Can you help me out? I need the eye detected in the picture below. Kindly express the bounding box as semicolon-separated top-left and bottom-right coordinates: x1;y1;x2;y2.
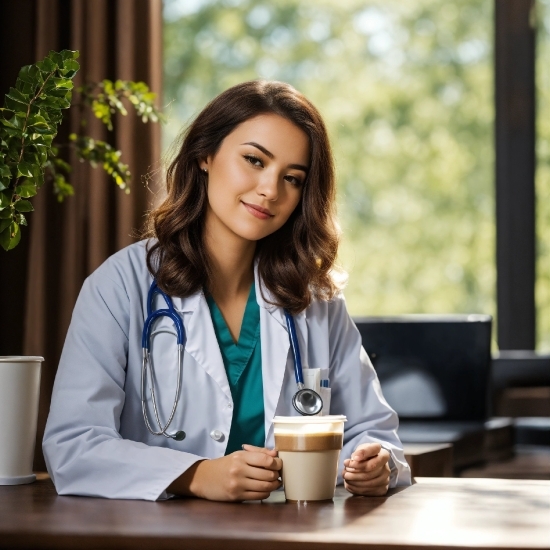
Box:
244;154;263;167
284;174;304;187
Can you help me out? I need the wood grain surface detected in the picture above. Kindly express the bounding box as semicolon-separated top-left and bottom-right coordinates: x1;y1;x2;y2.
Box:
0;476;549;550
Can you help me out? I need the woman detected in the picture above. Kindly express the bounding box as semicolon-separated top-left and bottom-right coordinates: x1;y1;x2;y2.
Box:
43;80;411;501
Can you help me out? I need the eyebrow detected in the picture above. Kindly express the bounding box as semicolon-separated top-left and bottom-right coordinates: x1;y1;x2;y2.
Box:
242;142;309;173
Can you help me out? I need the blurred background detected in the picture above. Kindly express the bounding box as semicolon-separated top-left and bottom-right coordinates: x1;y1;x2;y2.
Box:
162;0;549;351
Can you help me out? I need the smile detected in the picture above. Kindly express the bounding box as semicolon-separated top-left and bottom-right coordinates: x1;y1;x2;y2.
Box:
241;201;274;220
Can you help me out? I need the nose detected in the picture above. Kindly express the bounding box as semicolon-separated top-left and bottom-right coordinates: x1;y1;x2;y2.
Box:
256;170;279;201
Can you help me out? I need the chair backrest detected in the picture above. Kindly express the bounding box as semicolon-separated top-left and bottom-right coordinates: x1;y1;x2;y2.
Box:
353;314;492;422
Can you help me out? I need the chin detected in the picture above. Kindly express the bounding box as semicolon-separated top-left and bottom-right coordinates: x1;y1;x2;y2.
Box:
233;223;278;242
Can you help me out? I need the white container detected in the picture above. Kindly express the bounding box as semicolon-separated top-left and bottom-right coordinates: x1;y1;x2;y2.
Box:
273;415;346;502
0;356;43;485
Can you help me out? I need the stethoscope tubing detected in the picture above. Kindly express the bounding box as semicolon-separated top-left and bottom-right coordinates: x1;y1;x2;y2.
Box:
141;280;186;439
284;311;305;388
141;280;322;438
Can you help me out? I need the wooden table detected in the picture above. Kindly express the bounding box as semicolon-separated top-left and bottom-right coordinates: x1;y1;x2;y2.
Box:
1;476;549;550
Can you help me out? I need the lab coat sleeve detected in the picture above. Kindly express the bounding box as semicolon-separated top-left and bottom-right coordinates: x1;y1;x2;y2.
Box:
42;269;205;501
328;295;412;488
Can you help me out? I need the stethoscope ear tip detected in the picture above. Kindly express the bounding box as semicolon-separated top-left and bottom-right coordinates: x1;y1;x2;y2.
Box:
173;431;186;441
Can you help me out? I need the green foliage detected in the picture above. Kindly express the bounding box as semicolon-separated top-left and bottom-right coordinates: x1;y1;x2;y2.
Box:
0;49;79;250
79;79;164;131
0;50;163;249
69;134;131;192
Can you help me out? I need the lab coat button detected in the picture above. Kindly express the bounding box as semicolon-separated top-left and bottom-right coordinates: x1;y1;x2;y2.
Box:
227;403;233;409
210;429;224;441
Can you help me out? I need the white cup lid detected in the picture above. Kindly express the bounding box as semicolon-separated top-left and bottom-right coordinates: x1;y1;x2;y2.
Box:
273;415;346;424
0;356;44;362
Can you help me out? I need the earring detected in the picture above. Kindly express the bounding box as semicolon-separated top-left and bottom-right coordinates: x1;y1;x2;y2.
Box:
202;168;208;173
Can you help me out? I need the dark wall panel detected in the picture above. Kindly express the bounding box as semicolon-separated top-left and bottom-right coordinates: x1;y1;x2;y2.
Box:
495;0;537;350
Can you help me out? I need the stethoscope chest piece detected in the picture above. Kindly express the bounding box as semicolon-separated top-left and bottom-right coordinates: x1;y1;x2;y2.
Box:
173;430;186;441
292;387;323;416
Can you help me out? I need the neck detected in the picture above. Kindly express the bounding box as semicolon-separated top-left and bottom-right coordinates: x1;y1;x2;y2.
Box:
204;229;256;302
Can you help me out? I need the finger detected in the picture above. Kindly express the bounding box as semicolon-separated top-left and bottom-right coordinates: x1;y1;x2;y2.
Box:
344;469;390;492
343;465;390;485
242;476;282;494
241;450;283;471
243;463;282;483
348;449;390;472
350;443;382;462
242;444;278;456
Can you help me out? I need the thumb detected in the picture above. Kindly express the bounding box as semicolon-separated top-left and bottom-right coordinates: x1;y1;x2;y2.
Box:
242;444;278;456
351;442;382;462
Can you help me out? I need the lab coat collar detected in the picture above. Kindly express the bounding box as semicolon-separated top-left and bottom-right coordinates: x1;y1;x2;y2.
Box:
171;290;202;314
253;260;307;327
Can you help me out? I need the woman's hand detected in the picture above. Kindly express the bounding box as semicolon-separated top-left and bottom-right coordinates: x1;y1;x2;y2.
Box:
168;445;282;502
342;442;391;496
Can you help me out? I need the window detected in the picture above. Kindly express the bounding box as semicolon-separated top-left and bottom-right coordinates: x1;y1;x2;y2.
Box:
163;0;494;323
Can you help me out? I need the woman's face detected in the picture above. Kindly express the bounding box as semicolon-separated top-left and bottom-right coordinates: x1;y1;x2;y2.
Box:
201;113;309;246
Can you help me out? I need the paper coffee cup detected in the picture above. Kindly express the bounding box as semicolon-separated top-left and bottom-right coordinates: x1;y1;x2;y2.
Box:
0;357;43;485
273;415;346;502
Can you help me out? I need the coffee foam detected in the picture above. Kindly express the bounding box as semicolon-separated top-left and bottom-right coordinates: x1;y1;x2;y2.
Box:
275;432;343;452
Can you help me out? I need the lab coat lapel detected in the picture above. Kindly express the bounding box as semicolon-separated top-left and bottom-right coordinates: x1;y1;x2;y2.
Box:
255;273;300;440
259;304;290;441
175;292;232;402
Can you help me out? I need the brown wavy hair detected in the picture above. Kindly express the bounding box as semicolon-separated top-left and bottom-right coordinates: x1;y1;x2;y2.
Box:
145;80;341;314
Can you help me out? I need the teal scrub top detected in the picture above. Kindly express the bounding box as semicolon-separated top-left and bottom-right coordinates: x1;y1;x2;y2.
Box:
206;284;265;454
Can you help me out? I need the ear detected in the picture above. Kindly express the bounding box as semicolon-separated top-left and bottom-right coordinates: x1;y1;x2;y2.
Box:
199;158;209;172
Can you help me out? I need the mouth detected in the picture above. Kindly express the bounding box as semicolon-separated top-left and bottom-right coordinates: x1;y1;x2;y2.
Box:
241;201;274;220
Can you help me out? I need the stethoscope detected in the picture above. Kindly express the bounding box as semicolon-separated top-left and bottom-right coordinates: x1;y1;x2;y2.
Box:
141;281;323;441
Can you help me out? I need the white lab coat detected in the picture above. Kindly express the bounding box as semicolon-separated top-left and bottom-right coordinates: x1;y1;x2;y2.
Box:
43;240;411;500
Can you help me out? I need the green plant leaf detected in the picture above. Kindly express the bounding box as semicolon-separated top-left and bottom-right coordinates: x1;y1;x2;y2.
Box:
48;50;63;67
36;57;56;73
15;181;37;198
0;218;11;233
0;190;12;208
5;94;28;114
0;164;11;179
17;162;33;178
60;49;79;61
0;222;21;250
53;173;74;202
14;199;33;212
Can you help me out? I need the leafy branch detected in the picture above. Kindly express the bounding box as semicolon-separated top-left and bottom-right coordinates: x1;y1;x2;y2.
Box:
0;50;79;250
0;51;164;249
79;79;163;130
45;79;164;203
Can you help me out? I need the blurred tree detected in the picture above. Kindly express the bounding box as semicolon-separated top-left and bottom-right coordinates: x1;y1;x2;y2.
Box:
163;0;497;333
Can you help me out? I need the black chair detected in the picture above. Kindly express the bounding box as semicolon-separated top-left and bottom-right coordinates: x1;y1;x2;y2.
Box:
492;351;550;447
353;314;512;469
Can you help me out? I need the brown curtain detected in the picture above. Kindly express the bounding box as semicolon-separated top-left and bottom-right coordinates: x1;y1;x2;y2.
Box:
19;0;163;470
